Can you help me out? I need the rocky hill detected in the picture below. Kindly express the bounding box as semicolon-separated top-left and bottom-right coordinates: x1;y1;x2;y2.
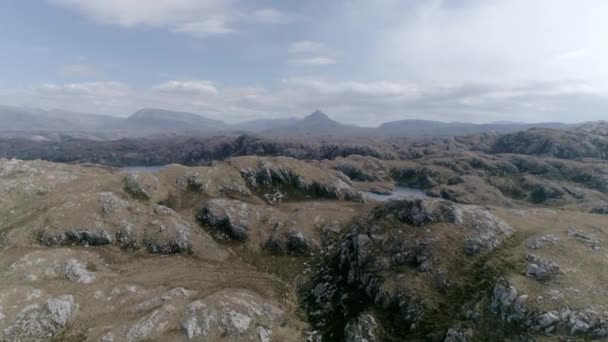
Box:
490;122;608;160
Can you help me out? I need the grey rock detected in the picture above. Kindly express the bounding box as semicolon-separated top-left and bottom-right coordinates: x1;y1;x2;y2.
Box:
525;254;560;281
491;278;528;323
344;313;380;342
568;228;601;250
287;232;310;255
64;258;96;284
143;207;192;254
3;295;77;342
590;206;608;215
40;229;114;247
186;176;204;191
527;234;560;250
198;199;250;241
124;174;150;200
126;304;176;342
100;192;128;214
444;328;471;342
180;290;284;341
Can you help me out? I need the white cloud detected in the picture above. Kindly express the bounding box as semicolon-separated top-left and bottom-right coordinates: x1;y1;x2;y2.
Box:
36;82;128;96
289;57;336;66
172;19;235;37
370;0;608;84
550;49;594;65
58;63;98;77
251;8;284;23
282;78;417;98
288;41;327;54
154;80;218;95
48;0;280;38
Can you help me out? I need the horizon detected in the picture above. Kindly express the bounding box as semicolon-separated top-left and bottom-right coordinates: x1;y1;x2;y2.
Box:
1;1;607;126
0;104;590;128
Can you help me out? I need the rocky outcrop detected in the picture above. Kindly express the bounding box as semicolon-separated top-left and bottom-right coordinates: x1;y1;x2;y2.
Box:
37;193;195;254
180;290;285;341
344;312;381;342
591;206;608;215
304;198;514;340
330;156;389;182
124;174;150;200
524;254;561;281
3;295;77;341
236;157;364;202
198;199;250;241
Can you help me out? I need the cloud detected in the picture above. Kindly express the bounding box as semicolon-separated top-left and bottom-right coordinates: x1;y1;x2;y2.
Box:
251;8;284;23
550;49;594;65
289;57;337;66
288;41;327;54
172;19;235;37
36;82;128;96
48;0;281;37
288;41;338;66
154;80;218;95
58;63;98;77
367;0;608;84
282;78;417;97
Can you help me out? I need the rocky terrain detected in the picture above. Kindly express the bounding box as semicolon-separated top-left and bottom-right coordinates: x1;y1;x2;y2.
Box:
0;120;607;341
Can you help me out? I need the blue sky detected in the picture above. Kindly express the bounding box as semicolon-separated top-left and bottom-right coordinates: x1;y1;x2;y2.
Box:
1;0;608;125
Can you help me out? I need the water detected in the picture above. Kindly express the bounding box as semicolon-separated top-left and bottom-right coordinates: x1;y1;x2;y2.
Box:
364;186;428;202
122;166;165;173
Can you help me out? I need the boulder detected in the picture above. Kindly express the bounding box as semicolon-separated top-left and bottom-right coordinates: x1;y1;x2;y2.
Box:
3;295;77;342
198;199;250;241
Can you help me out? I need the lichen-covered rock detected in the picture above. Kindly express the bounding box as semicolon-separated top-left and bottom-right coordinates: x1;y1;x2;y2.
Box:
590;206;608;215
180;290;285;341
344;313;380;342
527;234;560;250
286;232;310;255
3;295;77;342
124;173;150;200
524;254;561;281
63;258;96;284
198;199;250;241
142;205;192;254
39;229;114;247
236;157;364;202
444;328;472;342
491;278;528;323
126;303;177;342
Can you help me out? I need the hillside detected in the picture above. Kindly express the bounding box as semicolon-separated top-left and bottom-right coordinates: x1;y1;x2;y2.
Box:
1;151;607;341
491;122;608;159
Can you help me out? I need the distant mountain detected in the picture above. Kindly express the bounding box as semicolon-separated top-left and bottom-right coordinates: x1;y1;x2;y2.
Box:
261;110;371;137
0;106;122;131
124;108;226;132
0;105;579;139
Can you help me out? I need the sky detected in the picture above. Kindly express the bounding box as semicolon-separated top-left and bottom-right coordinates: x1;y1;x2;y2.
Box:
1;0;607;126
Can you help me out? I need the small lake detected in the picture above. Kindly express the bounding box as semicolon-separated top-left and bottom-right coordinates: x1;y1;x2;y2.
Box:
364;186;428;202
122;166;166;173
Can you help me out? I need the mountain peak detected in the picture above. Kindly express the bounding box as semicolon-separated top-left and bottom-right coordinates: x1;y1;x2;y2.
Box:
303;110;331;122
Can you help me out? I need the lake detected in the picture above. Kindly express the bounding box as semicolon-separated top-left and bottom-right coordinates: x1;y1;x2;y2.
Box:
122;166;166;173
364;186;428;202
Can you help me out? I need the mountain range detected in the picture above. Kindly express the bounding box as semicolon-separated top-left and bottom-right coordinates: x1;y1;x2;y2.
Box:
0;105;575;139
